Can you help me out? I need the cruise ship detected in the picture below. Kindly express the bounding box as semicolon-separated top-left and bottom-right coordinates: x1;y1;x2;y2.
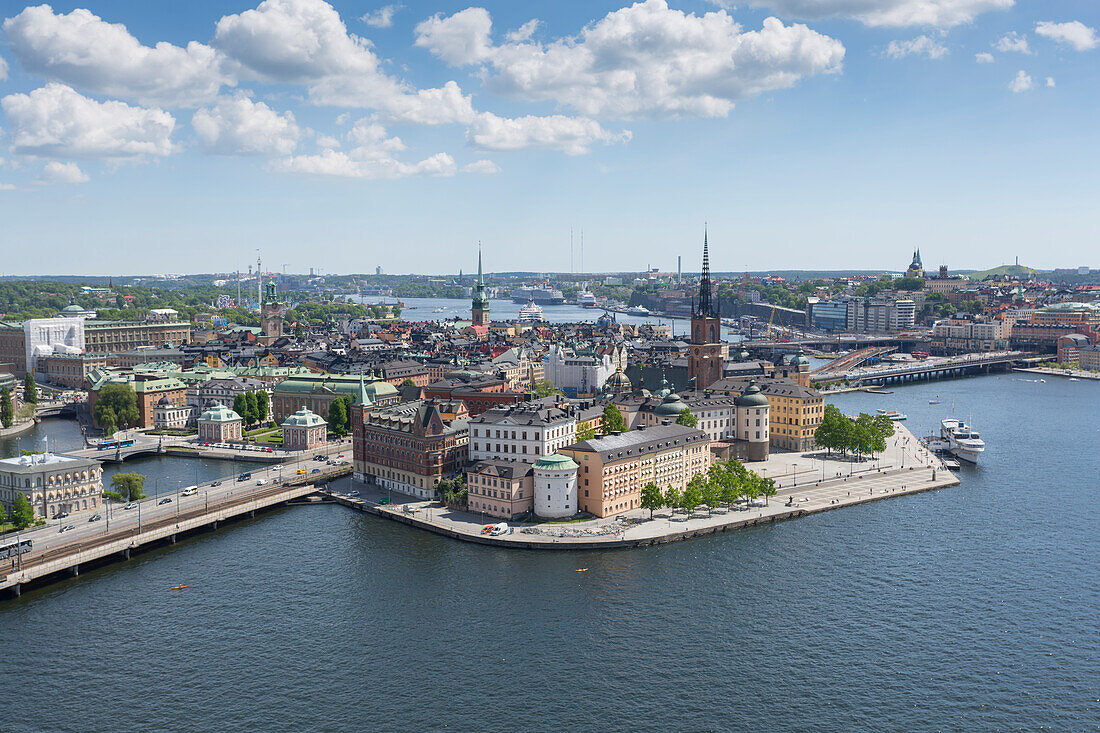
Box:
518;301;545;322
626;305;651;316
940;418;985;464
511;285;565;305
576;290;599;307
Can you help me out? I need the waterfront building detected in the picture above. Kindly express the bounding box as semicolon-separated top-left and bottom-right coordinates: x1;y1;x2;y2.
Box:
271;374;396;422
807;298;849;332
532;453;580;519
35;352;113;389
468;403;577;464
557;424;711;518
281;406;327;451
352;399;469;500
688;232;727;390
471;248;490;327
196;402;243;443
153;396;191;430
706;377;820;452
932;316;1010;354
1078;344;1100;371
465;460;533;518
0;450;103;519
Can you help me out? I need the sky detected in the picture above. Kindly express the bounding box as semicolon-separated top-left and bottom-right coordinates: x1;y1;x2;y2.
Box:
0;0;1097;277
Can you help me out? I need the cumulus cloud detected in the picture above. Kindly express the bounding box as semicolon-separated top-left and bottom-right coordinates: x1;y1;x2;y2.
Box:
39;160;89;183
993;32;1030;54
1;83;176;158
975;51;994;63
467;112;630;155
462;159;500;174
745;0;1014;28
3;5;230;106
1008;69;1032;93
192;94;301;155
1035;21;1098;52
1045;76;1055;87
360;4;401;29
886;35;948;59
419;1;845;119
274;148;456;179
505;19;540;43
0;55;8;81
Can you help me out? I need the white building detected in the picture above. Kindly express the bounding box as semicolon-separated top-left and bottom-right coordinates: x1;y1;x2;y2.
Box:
0;449;103;519
24;317;85;374
543;345;615;398
469;404;577;465
532;454;579;519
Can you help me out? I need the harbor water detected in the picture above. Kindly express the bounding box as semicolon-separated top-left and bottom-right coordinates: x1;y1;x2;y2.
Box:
1;373;1097;731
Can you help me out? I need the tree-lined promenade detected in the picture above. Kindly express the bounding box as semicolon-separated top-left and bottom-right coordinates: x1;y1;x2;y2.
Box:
814;405;896;459
639;459;776;518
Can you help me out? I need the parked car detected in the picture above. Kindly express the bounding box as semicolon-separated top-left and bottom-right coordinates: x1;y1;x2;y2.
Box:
89;514;102;522
347;490;360;498
158;497;172;505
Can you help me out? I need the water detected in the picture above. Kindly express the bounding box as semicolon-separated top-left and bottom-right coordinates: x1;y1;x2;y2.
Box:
2;375;1097;732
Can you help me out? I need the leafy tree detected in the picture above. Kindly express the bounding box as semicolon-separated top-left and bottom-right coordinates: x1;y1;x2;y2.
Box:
255;390;269;424
244;391;259;426
700;477;721;515
328;398;348;436
640;482;663;519
758;476;777;506
680;477;703;513
95;383;139;430
105;472;146;502
98;412;118;437
675;408;698;428
894;277;925;291
531;379;561;398
0;387;12;428
577;422;596;441
401;378;417;387
600;403;626;435
233;393;250;425
293;322;304;338
23;372;38;404
11;492;36;529
663;485;681;512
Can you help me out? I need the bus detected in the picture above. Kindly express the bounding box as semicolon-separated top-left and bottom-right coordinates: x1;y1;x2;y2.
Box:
98;438;136;450
0;537;33;561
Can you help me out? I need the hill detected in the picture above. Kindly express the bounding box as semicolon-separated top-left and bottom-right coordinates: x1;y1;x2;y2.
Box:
966;264;1044;281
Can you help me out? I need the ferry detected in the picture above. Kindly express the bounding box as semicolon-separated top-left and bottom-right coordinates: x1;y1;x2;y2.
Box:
511;285;565;305
576;290;599;307
876;409;907;421
518;301;545;322
940;418;985;464
626;305;651;316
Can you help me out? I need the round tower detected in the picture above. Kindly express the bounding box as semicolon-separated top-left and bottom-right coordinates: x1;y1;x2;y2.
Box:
533;454;579;518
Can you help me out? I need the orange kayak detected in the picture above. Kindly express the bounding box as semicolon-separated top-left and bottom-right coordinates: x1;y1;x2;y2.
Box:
170;585;189;590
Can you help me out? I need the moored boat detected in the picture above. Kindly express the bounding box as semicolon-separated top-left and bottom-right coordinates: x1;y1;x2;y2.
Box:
940;418;985;464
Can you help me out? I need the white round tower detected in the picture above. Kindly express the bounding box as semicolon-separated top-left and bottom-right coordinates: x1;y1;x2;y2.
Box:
532;454;579;519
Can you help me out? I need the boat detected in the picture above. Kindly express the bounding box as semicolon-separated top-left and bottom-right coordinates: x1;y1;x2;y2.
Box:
929;396;941;404
433;307;446;313
940;418;985;464
518;301;545;322
575;568;588;573
511;284;565;305
941;456;962;470
1069;378;1079;382
576;290;598;307
876;409;907;421
626;305;651;316
170;585;189;590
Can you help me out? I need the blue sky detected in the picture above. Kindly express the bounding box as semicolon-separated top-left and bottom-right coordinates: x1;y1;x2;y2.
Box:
0;0;1097;276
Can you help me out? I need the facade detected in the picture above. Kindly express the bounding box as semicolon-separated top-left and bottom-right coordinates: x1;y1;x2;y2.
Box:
532;453;580;518
0;321;27;377
558;424;711;518
196;402;243;443
260;281;285;340
281;406;327;451
905;249;924;279
932;316;1010;353
466;460;533;519
845;297;916;332
188;376;270;415
35;352;113;389
153;397;191;430
133;375;187;429
468;403;578;465
352;399;469;500
808;298;849;331
708;377;821;452
272;374;397;422
471;248;490;326
688;233;727;389
0;450;103;519
83;320;191;354
422;376;529;416
543;345;615;398
23;317;86;375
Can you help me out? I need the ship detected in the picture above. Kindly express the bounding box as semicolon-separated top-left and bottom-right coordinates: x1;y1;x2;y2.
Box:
940;418;985;464
511;285;565;305
876;409;907;421
576;290;599;307
518;301;545;322
626;305;651;316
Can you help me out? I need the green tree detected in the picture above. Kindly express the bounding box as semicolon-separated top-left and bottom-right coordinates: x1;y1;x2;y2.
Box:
233;393;250;425
293;322;304;338
640;482;663;519
255;390;270;424
401;378;417;387
244;391;259;426
105;472;146;502
758;475;777;506
680;476;703;513
0;387;12;428
700;477;721;515
328;398;348;436
675;408;698;428
663;485;681;513
600;403;626;434
11;492;36;529
95;383;139;430
531;379;561;398
23;372;38;404
577;422;596;441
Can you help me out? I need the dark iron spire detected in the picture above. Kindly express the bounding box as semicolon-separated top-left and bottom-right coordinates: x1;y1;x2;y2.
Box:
697;225;714;318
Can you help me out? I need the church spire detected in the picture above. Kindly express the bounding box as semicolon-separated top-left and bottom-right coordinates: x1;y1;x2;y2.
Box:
697;225;714;318
477;241;484;285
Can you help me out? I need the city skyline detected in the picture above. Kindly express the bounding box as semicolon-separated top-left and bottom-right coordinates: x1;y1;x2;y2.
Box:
1;0;1097;274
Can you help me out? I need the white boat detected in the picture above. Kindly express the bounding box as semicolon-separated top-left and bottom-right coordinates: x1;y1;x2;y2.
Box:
576;290;598;307
626;305;651;316
876;409;907;421
929;396;941;404
518;301;545;322
940;418;985;464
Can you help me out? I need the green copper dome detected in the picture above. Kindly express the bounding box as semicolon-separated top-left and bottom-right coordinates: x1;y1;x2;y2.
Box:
654;393;687;417
534;453;579;471
735;382;769;408
789;347;811;367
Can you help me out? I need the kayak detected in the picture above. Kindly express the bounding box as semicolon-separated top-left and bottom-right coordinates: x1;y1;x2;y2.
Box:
575;568;588;573
170;585;189;590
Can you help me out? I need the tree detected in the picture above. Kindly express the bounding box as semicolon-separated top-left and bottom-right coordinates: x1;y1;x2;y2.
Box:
95;383;139;430
758;476;777;506
700;477;721;516
255;390;270;424
293;322;304;338
244;391;259;426
600;403;626;435
233;393;250;426
105;472;146;502
11;492;35;529
23;372;37;404
675;408;698;428
680;477;703;514
640;482;663;519
401;378;417;387
577;422;596;441
0;387;12;428
531;379;561;398
663;485;681;513
328;398;348;436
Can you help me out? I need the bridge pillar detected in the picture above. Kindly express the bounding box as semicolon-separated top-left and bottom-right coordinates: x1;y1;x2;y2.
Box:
123;548;130;560
170;534;176;544
70;564;79;577
12;583;20;598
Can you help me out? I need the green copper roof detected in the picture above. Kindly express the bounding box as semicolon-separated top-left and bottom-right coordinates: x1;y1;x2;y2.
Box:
735;382;769;408
534;453;579;471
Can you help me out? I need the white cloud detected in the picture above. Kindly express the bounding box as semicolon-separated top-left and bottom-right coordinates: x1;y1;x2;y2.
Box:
314;133;340;147
192;94;301;155
3;5;230;106
886;35;948;59
346;119;406;152
314;79;476;124
414;7;493;66
467;113;631;155
421;2;845;120
745;0;1013;28
274;149;456;179
1008;69;1032;93
993;32;1030;54
1045;76;1055;87
360;4;401;29
0;55;8;81
463;159;500;174
2;83;176;158
975;51;994;63
0;182;16;191
505;19;540;43
39;160;89;184
1035;21;1098;52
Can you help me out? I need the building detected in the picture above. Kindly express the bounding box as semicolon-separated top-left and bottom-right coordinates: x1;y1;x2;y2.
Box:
932;316;1010;354
558;424;711;518
133;374;187;428
905;249;924;279
532;453;580;518
260;280;285;340
845;297;916;333
272;374;397;422
153;396;191;430
422;376;528;416
188;376;270;416
352;399;469;499
471;248;490;327
23;317;86;375
281;406;327;451
83;320;191;354
35;352;113;389
196;402;243;443
465;460;534;519
1079;344;1100;371
688;232;727;389
808;298;849;332
543;345;615;398
468;403;577;465
0;449;103;519
706;377;821;452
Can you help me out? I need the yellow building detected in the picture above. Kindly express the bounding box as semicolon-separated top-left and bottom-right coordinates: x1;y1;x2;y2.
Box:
710;376;823;452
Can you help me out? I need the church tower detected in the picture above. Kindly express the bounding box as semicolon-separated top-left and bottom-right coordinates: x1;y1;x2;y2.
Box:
689;229;728;390
260;280;284;338
471;245;490;326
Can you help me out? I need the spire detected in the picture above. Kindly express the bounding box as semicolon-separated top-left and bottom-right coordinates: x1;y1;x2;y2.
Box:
697;224;713;318
477;241;484;285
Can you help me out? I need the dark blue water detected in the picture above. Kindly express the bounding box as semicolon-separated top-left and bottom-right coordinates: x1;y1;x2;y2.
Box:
2;374;1097;732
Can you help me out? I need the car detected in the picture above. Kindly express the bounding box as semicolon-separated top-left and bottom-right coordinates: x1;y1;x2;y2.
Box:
481;525;493;534
55;511;69;519
210;481;222;487
181;488;197;496
123;503;138;510
311;468;321;474
296;469;306;475
256;479;267;486
237;472;251;482
158;497;172;505
347;490;360;498
314;455;326;461
89;514;102;522
59;524;75;533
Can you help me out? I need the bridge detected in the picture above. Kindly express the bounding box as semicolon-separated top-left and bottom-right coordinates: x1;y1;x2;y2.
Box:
66;435;188;463
813;351;1049;386
747;334;931;351
34;402;81;419
812;346;898;375
1;460;351;597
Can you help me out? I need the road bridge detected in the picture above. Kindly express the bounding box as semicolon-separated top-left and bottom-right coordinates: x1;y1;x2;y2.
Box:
815;351;1049;386
748;334;931;351
812;346;898;374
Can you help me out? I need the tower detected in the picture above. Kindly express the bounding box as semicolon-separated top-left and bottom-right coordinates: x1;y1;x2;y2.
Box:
471;244;490;326
260;280;284;338
689;227;728;390
906;249;924;279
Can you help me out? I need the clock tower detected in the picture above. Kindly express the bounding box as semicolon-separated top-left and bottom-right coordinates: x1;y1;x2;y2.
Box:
689;229;727;390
